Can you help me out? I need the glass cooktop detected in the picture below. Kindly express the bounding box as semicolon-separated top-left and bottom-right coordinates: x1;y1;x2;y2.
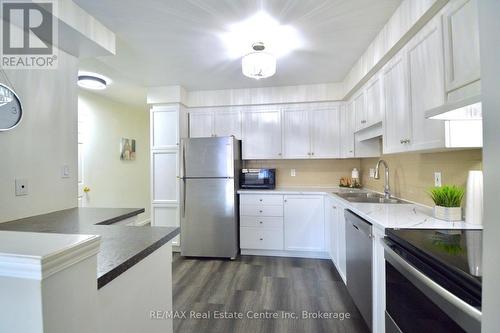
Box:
386;228;483;283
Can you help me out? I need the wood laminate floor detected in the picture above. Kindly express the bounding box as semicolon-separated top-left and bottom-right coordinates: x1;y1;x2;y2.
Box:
173;254;369;333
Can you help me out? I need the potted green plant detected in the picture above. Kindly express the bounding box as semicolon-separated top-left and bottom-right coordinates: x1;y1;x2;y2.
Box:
428;185;465;221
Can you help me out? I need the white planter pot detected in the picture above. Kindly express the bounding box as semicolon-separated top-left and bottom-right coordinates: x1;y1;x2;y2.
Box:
434;206;462;221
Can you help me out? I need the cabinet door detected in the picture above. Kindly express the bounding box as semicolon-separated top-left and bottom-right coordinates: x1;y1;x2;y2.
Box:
310;107;340;158
214;110;241;139
407;17;446;151
442;0;480;93
242;109;282;159
330;202;339;265
365;75;383;126
152;205;180;246
282;108;310;159
336;203;347;282
151;106;179;149
353;91;366;131
383;53;411;154
151;151;178;204
340;102;355;158
284;195;325;252
189;111;214;138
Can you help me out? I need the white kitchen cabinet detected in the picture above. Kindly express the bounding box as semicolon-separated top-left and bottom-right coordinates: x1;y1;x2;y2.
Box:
310;107;340;158
214;109;241;139
442;0;481;95
383;51;412;154
328;198;347;283
242;108;282;159
340;102;355;158
284;195;325;252
353;90;366;132
240;194;284;251
407;16;446;151
364;75;383;127
282;105;340;159
150;105;183;248
151;106;179;149
189;111;214;138
282;107;310;159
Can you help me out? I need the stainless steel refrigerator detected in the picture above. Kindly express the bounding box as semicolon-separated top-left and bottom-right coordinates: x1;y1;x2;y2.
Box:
180;136;241;258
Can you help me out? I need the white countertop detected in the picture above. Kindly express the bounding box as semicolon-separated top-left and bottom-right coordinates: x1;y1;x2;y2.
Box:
238;187;482;231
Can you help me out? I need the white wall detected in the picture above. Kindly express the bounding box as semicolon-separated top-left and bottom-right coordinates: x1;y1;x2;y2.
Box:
78;91;150;223
477;0;500;330
0;49;78;223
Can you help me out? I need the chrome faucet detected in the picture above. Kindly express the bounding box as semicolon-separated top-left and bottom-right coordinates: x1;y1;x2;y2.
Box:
374;159;391;199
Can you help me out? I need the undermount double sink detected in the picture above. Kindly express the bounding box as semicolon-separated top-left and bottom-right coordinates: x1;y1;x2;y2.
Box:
335;192;407;204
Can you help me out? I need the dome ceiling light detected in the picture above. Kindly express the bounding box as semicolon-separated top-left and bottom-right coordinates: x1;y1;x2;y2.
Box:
242;42;276;80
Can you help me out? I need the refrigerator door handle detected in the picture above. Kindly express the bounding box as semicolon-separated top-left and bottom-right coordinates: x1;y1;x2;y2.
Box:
181;178;186;218
181;140;186;179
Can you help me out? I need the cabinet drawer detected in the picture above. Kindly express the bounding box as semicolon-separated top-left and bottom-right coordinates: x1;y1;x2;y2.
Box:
240;216;283;228
240;227;283;250
240;194;283;206
240;205;283;217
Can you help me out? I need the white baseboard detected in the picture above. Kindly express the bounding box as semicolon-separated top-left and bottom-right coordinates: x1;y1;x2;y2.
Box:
240;249;329;259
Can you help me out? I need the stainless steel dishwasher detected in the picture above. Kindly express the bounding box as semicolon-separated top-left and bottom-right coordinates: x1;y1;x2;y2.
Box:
345;209;373;330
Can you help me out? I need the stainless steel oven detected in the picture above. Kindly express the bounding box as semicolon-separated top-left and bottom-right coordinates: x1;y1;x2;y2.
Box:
384;229;482;333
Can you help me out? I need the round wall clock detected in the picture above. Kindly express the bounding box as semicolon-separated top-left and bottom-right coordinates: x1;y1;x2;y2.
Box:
0;83;22;131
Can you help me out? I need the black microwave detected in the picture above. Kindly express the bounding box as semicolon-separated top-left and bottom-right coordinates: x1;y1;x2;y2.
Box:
240;169;276;189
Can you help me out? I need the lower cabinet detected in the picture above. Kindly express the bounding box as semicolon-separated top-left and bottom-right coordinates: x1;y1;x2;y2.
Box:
328;197;347;283
284;195;325;252
239;194;326;255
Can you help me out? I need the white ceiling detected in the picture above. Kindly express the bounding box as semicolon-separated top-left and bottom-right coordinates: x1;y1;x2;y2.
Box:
75;0;401;106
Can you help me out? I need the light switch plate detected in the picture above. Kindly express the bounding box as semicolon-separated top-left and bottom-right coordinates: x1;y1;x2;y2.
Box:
15;178;28;196
61;165;70;178
434;172;442;187
290;169;296;177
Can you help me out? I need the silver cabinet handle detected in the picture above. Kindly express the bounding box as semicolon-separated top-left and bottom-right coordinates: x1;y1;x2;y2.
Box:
383;242;481;333
259;221;263;224
332;206;337;209
259;238;263;241
311;152;314;156
259;198;263;202
259;210;263;213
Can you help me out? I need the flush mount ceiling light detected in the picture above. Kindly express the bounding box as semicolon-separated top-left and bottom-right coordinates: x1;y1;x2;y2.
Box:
77;72;109;90
242;42;276;79
220;11;303;60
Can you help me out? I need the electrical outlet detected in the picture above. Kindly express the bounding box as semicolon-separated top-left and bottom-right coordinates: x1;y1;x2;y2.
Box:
291;169;296;177
369;168;375;178
434;172;442;187
15;179;28;196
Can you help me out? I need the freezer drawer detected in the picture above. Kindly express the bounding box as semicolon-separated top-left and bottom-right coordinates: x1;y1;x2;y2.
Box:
180;178;238;258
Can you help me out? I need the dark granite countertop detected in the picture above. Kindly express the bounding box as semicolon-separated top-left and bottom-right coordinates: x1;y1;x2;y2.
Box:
0;208;179;288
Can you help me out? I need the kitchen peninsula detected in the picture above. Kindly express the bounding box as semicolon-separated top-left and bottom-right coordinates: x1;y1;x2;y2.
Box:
0;207;179;333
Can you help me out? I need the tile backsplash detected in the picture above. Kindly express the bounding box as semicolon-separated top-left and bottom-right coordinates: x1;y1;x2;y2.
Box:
245;149;482;207
360;149;482;206
244;159;361;188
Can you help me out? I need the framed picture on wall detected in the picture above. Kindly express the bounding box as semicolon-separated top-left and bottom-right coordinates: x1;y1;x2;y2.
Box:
120;138;136;161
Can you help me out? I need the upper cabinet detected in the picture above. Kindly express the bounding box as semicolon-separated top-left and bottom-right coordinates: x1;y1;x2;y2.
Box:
310;106;340;158
189;111;214;138
340;103;355;158
151;105;179;149
189;108;241;139
364;75;383;128
242;107;282;160
353;91;366;132
442;0;481;98
383;52;412;154
282;104;340;159
406;16;446;151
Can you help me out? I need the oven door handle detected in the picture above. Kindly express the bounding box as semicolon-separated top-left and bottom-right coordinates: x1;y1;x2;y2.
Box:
383;241;481;333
